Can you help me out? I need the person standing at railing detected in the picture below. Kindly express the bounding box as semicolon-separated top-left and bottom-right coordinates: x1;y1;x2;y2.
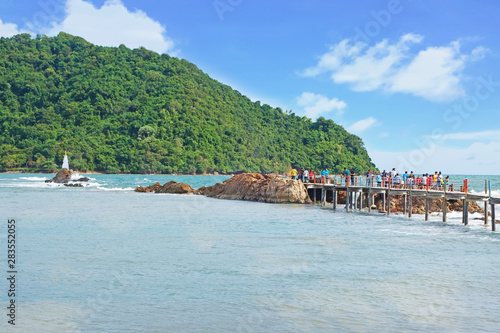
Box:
444;175;449;191
402;171;408;185
350;170;355;186
376;172;382;187
290;167;298;180
394;174;401;188
303;168;308;183
416;175;422;188
428;174;433;189
405;174;412;189
343;167;350;186
433;172;439;190
309;169;314;183
366;170;373;186
391;168;396;179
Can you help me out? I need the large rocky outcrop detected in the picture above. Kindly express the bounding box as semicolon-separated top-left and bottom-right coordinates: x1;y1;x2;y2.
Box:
135;180;195;194
197;173;312;204
45;168;90;183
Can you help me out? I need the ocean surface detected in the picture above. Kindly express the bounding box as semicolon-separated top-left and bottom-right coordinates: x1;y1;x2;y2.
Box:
1;173;499;333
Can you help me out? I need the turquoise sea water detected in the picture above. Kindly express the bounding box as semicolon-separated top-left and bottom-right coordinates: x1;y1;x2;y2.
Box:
1;174;500;333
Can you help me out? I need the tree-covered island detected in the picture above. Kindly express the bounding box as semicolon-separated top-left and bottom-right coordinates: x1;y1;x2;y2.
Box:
0;33;376;174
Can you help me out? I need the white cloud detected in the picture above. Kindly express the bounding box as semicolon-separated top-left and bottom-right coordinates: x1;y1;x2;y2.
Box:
389;43;465;101
425;129;500;141
303;34;488;102
346;117;381;134
0;19;25;37
369;141;500;175
46;0;175;55
296;92;347;120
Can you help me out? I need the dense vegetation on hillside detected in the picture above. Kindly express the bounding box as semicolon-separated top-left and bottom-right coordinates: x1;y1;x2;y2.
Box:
0;33;376;174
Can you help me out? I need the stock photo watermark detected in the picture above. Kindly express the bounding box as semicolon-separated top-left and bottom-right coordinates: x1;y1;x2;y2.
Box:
6;219;17;326
22;0;66;33
67;268;139;333
353;0;406;44
397;74;500;171
213;0;244;21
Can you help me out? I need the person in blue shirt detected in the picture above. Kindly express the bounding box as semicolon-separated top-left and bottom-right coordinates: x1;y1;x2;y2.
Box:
402;171;408;184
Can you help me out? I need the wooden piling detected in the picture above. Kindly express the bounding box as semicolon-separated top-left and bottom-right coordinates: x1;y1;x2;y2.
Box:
408;193;412;218
346;190;350;212
484;181;488;226
359;192;363;212
313;188;317;204
484;201;488;226
403;194;407;215
368;193;372;213
425;197;429;221
442;195;447;223
333;190;337;210
382;192;386;212
321;188;326;208
463;200;469;226
387;191;391;216
491;204;496;231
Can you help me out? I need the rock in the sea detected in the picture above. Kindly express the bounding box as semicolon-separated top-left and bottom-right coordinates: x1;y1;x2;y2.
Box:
45;168;89;184
45;168;72;183
64;183;84;187
196;173;312;204
135;180;194;194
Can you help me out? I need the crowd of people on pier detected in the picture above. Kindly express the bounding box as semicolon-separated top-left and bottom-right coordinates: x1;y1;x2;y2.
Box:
289;167;451;190
289;167;330;183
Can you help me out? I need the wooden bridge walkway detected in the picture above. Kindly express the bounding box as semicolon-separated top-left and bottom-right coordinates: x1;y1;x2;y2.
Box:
304;176;499;231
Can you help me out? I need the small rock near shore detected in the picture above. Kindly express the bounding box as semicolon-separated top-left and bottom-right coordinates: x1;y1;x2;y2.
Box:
135;180;195;194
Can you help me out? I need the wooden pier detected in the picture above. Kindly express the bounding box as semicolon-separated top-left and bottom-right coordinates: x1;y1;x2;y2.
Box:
305;176;498;231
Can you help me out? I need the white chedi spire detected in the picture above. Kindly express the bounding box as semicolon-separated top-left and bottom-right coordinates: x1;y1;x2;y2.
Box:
62;153;69;169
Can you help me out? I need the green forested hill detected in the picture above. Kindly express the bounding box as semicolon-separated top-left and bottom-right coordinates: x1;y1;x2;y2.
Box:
0;32;376;174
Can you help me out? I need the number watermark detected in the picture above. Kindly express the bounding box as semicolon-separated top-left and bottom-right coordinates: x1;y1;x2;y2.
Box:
6;219;17;326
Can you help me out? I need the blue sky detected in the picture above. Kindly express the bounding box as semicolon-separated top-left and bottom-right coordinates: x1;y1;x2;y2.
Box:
1;0;500;175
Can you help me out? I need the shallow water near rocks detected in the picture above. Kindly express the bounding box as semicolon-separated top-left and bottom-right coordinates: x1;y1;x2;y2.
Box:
1;174;499;332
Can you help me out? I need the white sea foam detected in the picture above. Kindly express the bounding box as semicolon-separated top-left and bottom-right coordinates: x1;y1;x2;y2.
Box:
19;176;48;181
468;189;500;197
96;187;135;191
69;172;83;180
